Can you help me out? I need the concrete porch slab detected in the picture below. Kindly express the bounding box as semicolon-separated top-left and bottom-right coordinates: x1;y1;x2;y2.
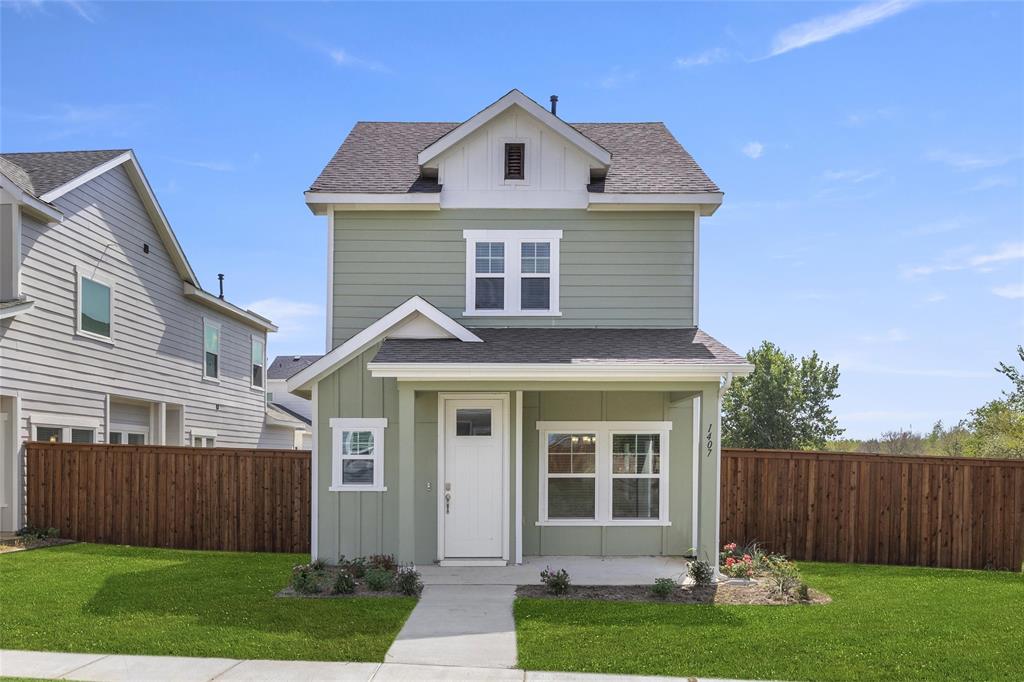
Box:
418;555;689;586
0;650;106;679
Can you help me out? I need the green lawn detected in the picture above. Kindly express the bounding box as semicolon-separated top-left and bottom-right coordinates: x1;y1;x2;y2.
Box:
0;543;416;661
516;562;1024;681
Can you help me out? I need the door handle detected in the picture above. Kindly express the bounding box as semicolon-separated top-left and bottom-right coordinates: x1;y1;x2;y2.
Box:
445;491;452;514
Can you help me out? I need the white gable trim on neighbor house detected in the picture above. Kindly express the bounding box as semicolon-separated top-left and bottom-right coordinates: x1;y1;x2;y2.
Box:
287;296;482;396
418;89;612;170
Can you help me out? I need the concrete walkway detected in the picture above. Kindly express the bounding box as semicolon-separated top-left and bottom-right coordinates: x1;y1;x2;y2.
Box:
0;650;736;681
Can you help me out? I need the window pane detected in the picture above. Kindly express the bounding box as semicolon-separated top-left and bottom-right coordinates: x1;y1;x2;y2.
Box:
612;433;660;474
81;278;111;337
37;427;62;443
127;433;145;445
71;429;94;444
548;478;595;519
204;323;219;353
521;242;550;274
613;479;660;519
521;278;550;310
475;277;504;310
252;339;264;365
205;351;219;378
252;364;263;387
547;433;595;473
343;431;374;456
456;409;491;436
342;459;374;485
475;242;504;274
109;432;123;444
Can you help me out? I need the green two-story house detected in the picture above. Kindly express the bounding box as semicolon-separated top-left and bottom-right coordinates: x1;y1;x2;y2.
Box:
288;90;752;569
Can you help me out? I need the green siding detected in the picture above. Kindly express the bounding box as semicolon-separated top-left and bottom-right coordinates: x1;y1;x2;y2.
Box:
331;209;695;345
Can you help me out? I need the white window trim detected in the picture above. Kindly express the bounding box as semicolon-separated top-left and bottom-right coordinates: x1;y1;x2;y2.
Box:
30;414;101;444
250;334;266;391
329;417;388;492
109;424;149;445
190;427;217;447
74;265;115;344
536;420;672;527
202;317;221;382
463;229;562;317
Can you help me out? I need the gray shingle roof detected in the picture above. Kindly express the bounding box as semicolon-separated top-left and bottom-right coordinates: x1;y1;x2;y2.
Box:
0;150;128;198
373;328;745;365
309;121;718;195
268;354;323;380
270;402;312;426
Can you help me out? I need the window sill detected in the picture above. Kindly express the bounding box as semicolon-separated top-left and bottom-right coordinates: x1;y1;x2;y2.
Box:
202;376;221;385
463;310;562;317
536;520;671;527
74;331;114;346
329;486;388;493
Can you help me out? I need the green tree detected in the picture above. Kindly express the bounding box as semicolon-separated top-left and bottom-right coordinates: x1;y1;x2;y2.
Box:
962;346;1024;459
722;341;843;449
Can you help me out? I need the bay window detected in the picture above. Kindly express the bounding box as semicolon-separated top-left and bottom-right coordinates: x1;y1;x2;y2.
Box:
464;230;561;316
537;421;671;525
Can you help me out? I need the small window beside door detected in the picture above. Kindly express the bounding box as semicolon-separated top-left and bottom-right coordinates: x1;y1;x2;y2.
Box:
455;409;492;436
329;418;387;492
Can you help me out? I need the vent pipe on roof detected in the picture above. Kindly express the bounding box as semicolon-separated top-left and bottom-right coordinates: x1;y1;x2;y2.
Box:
550;95;558;116
217;273;225;299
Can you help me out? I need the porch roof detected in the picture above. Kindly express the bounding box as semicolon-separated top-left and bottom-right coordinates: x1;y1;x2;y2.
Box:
372;328;749;367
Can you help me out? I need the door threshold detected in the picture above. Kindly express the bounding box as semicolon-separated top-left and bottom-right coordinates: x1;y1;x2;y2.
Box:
439;558;508;567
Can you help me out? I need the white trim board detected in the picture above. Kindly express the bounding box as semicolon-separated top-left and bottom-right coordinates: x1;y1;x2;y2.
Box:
368;362;754;382
287;296;482;395
185;283;277;332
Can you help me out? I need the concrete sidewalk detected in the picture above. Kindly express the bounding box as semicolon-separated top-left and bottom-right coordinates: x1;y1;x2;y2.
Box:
0;649;735;681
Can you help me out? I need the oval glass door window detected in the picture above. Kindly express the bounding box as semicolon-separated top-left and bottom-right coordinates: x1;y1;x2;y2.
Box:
456;408;491;436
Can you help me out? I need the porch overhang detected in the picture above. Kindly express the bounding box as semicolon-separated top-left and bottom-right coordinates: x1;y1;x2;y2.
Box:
366;362;752;383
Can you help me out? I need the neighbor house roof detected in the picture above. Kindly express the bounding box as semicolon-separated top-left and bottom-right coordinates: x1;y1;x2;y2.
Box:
269;402;312;427
268;354;323;381
372;328;746;365
0;150;129;198
310;122;719;195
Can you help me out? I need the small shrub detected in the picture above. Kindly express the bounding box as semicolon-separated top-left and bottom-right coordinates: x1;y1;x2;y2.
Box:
540;566;570;595
16;525;58;541
310;558;327;572
365;567;395;591
765;559;802;599
291;565;322;595
332;570;356;595
796;581;810;602
688;559;713;586
340;556;367;578
395;565;423;596
651;577;676;599
367;553;398;572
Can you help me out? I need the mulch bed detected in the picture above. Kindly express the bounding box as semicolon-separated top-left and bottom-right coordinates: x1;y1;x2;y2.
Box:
516;580;831;605
276;564;418;599
0;538;75;554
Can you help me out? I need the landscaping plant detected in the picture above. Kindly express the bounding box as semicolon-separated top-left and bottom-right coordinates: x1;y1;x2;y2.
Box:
395;565;424;596
340;555;367;578
687;559;713;586
367;553;398;572
540;566;571;595
291;565;323;595
651;577;676;599
365;567;395;592
332;570;356;595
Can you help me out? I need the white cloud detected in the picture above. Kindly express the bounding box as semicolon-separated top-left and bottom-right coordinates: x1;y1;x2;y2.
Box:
843;107;898;127
924;149;1020;172
742;141;764;159
675;48;730;68
992;283;1024;299
823;169;882;183
903;242;1024;278
5;0;95;21
325;47;390;73
768;0;918;58
64;0;95;22
246;298;322;347
597;66;638;89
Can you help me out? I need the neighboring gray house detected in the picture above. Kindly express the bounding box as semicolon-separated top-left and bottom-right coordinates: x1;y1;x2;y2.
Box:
267;354;318;449
288;90;753;569
0;149;302;533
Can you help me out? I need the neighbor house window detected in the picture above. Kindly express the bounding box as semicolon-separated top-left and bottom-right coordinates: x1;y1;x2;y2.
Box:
76;268;113;340
33;423;98;444
537;422;671;525
464;230;561;316
251;336;265;389
504;142;525;180
203;319;220;380
329;418;387;492
191;430;217;448
109;426;147;445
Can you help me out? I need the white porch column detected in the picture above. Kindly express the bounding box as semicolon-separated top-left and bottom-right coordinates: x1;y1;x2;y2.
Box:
515;390;523;565
397;383;415;563
697;382;722;572
156;402;167;445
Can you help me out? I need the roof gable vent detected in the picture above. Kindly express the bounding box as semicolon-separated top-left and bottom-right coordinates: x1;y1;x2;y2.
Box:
504;142;525;180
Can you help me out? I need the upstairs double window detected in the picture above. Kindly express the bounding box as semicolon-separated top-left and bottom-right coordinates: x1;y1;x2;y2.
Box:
464;230;561;316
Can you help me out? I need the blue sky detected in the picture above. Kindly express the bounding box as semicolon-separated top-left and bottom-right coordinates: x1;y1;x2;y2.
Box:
2;1;1022;438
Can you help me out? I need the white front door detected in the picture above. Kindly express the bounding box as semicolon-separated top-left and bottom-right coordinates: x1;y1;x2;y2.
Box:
443;398;505;559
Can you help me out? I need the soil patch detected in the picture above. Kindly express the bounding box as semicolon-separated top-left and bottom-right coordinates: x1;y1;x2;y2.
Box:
0;538;75;554
516;580;831;605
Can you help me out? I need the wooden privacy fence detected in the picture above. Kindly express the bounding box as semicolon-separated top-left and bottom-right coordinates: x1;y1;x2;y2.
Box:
721;448;1024;571
26;442;311;553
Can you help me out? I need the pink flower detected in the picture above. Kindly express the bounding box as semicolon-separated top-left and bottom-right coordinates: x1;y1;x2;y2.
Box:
743;554;752;561
724;543;737;551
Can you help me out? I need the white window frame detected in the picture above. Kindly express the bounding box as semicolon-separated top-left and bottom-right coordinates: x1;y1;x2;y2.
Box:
108;424;149;445
463;229;562;317
536;421;672;527
250;335;266;390
190;428;217;448
202;317;221;381
329;417;387;492
75;266;115;343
